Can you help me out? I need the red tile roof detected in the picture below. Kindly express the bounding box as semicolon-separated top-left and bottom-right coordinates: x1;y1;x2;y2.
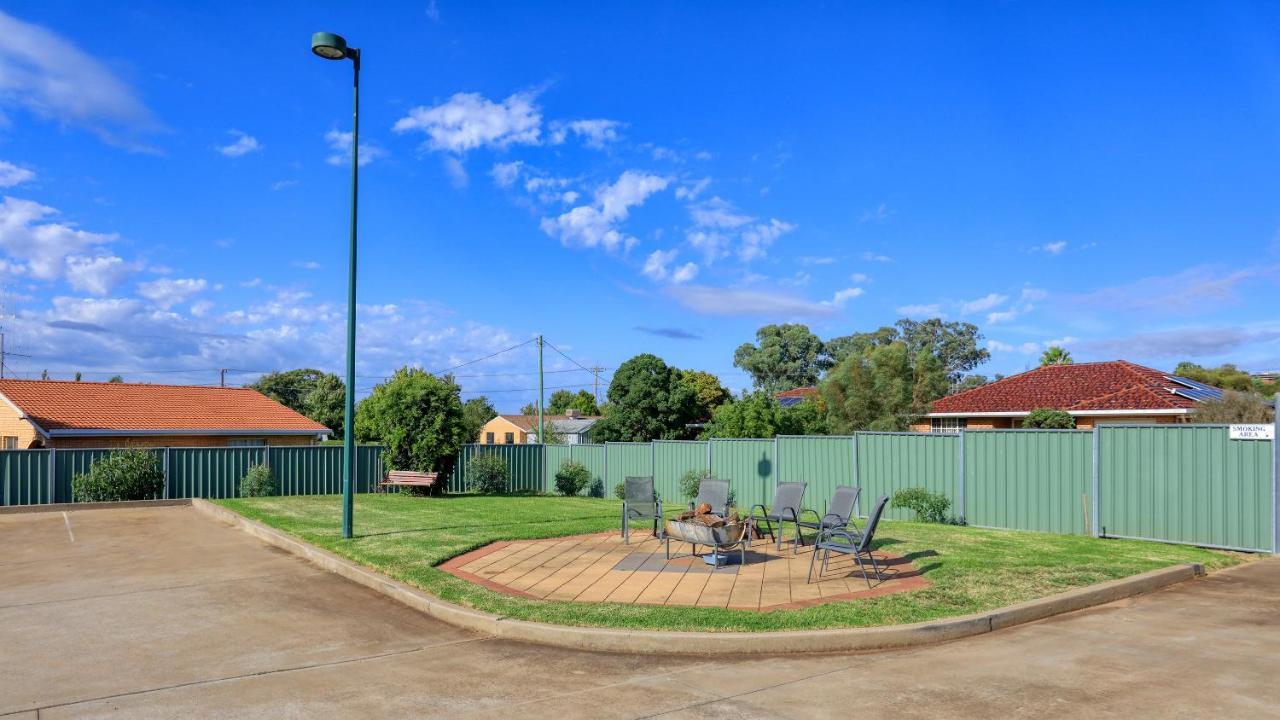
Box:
928;361;1204;415
0;379;330;434
775;387;819;399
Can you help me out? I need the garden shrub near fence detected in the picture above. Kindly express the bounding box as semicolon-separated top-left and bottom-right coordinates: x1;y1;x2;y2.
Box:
72;450;166;502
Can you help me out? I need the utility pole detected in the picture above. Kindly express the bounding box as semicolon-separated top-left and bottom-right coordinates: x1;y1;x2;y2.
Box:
1;332;5;379
591;365;604;405
537;335;545;444
219;369;227;387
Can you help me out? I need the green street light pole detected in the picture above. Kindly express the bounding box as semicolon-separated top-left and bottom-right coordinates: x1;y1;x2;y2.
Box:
311;31;361;539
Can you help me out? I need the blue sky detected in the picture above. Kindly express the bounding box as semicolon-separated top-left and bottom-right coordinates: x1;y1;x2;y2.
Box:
1;2;1278;410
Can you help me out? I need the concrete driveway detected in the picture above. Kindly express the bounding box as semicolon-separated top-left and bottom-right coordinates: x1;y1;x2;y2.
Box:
2;505;1277;719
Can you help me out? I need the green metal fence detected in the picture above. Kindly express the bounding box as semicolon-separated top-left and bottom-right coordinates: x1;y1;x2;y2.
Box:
0;445;387;506
448;422;1278;553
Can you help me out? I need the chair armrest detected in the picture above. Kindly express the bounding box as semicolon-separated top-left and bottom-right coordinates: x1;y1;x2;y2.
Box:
821;512;846;527
749;503;768;519
818;528;859;545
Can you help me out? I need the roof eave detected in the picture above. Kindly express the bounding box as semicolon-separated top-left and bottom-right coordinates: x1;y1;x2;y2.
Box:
925;408;1193;418
45;428;333;437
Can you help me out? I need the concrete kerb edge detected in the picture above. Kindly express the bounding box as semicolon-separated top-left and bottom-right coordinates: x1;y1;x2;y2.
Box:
0;498;193;515
190;498;1205;656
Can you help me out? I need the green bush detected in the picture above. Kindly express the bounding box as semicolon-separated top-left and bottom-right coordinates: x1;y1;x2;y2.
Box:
891;487;952;524
72;450;165;502
553;460;592;496
613;481;627;500
467;453;510;495
1022;407;1076;429
679;468;709;500
239;464;275;498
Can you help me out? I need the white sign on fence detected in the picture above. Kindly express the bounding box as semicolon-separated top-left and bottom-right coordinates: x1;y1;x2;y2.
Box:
1228;424;1275;441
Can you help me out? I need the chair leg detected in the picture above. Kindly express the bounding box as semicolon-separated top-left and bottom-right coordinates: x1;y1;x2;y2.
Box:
807;545;818;583
821;548;830;575
869;552;882;583
854;553;873;589
622;508;629;545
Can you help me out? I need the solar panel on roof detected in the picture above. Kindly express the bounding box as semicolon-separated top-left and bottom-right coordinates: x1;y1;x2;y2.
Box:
1165;375;1224;402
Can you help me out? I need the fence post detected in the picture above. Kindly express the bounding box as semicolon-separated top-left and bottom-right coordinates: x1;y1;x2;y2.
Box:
774;435;781;486
1272;410;1278;553
705;440;711;475
163;447;170;500
603;443;609;490
48;448;56;504
852;434;862;518
1091;426;1101;538
957;429;966;524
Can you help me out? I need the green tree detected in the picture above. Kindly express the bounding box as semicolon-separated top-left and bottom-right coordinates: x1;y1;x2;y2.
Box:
952;374;990;394
461;396;497;443
826;319;989;384
546;389;599;415
1022;408;1076;429
354;367;467;482
250;368;346;438
592;354;701;441
519;401;538;415
822;342;948;432
733;324;829;393
1174;362;1258;393
702;391;829;438
680;369;732;419
108;375;124;383
1040;346;1073;366
1192;391;1274;423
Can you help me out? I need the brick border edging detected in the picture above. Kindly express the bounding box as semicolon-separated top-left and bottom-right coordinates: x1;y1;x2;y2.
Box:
0;498;192;515
191;499;1206;656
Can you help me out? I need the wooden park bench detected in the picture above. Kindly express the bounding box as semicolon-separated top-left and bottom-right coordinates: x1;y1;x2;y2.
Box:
380;470;439;491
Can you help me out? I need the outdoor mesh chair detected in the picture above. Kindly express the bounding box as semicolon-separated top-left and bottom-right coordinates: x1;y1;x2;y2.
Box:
807;494;889;588
621;476;662;544
690;478;731;517
750;481;808;552
796;485;860;548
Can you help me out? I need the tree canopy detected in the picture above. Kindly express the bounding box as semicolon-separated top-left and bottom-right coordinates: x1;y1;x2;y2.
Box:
249;368;346;438
701;391;827;438
826;319;989;384
1192;391;1275;424
821;343;949;432
680;369;732;420
1040;346;1073;366
460;396;498;443
353;367;467;478
1022;408;1076;429
592;354;701;442
546;388;600;416
733;323;829;393
1174;362;1270;396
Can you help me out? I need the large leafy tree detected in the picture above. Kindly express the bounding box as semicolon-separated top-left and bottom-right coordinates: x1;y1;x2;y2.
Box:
1040;346;1073;366
822;343;949;432
702;391;828;438
1174;362;1266;394
592;354;700;441
354;368;468;479
826;319;989;384
461;396;498;443
249;368;346;438
546;389;600;415
733;323;829;393
680;369;732;419
1192;391;1275;423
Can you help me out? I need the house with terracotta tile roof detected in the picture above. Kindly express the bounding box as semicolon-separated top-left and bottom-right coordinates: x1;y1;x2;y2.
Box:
477;410;602;445
775;386;820;407
911;360;1221;432
0;379;332;449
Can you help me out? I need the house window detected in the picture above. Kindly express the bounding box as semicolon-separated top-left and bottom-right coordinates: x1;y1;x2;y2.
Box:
2;436;17;449
930;418;966;434
504;432;515;444
229;439;268;447
485;432;495;444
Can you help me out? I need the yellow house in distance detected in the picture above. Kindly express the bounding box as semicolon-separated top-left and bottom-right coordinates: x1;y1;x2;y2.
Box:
477;410;602;445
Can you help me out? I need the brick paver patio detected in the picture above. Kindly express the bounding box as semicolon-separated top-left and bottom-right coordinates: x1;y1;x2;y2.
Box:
440;531;929;610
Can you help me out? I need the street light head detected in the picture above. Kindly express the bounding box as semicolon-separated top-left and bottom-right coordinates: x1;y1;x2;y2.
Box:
311;32;349;60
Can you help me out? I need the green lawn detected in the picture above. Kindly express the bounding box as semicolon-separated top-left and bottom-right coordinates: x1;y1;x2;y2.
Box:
216;493;1245;632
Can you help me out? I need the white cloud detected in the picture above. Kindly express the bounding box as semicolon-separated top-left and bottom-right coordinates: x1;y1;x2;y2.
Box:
850;272;869;282
136;278;207;309
987;287;1046;324
896;303;942;317
0;196;118;280
190;300;214;318
738;219;796;262
669;285;838;318
860;203;891;223
292;260;321;270
827;287;865;308
688;197;753;229
959;293;1008;315
490;161;522;188
1041;241;1067;255
0;10;157;149
0;161;34;188
861;251;893;263
1078;326;1280;359
550;119;623;149
686;229;731;263
325;130;385;166
270;180;298;191
651;145;680;162
393;90;542;152
694;151;712;161
987;339;1013;352
540;170;669;252
642;249;677;281
671;262;699;284
1074;265;1272;315
675;177;711;201
443;156;469;188
797;256;835;266
65;255;137;295
216;130;262;157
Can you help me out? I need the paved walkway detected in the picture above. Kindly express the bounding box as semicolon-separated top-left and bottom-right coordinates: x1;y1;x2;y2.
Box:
441;531;927;610
2;505;1278;718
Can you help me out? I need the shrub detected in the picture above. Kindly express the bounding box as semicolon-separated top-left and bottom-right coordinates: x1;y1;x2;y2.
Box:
553;459;592;496
239;464;275;498
613;481;627;500
72;450;165;502
891;487;952;524
679;468;709;500
467;453;510;495
1022;408;1075;429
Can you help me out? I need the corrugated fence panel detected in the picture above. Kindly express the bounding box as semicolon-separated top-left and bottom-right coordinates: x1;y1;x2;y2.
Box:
709;439;775;510
604;443;653;495
451;444;545;494
653;441;708;505
1100;426;1273;551
271;446;339;495
169;447;265;499
777;436;857;518
570;444;607;496
543;445;573;492
965;431;1092;534
857;433;959;520
1;450;50;506
56;449;167;503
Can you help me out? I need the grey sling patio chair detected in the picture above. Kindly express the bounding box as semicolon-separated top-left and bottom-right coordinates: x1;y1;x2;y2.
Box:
796;485;860;549
749;481;808;552
689;478;731;518
621;476;662;545
807;494;889;588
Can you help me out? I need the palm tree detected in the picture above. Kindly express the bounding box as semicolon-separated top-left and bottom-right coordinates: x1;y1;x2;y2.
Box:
1040;346;1073;366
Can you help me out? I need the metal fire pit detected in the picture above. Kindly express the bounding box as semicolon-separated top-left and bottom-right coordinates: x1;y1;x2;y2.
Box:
664;519;749;567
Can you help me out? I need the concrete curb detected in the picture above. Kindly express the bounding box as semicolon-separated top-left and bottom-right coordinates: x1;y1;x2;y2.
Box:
192;498;1206;655
0;498;192;515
